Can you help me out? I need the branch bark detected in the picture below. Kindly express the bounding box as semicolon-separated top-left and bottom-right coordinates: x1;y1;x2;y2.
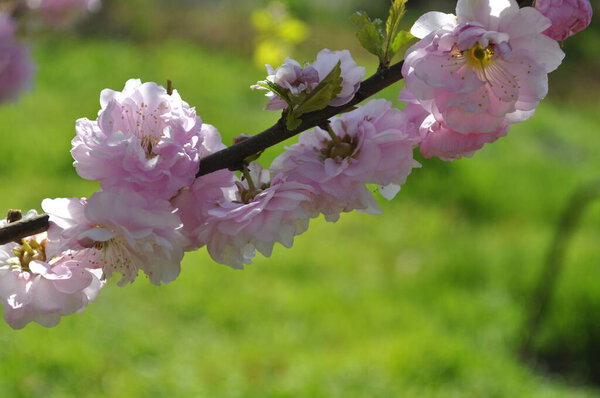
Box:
0;61;405;245
0;214;50;244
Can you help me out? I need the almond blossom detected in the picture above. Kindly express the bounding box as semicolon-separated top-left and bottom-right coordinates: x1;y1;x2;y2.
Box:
71;79;204;200
419;114;508;161
398;89;507;161
402;0;565;135
42;190;188;285
0;13;34;104
191;163;317;268
252;48;365;110
253;57;320;110
311;49;366;106
172;124;236;249
535;0;593;41
272;99;421;221
0;211;103;329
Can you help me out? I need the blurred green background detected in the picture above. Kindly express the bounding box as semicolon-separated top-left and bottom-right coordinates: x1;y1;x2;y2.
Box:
0;0;599;396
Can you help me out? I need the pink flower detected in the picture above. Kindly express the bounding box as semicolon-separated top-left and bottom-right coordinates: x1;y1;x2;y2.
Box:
172;124;236;250
193;163;317;268
419;114;508;161
402;0;564;135
0;13;34;104
42;190;188;285
272;99;421;221
25;0;101;26
71;79;203;200
0;211;103;329
253;58;320;110
311;49;366;106
253;49;365;110
398;88;506;161
535;0;593;41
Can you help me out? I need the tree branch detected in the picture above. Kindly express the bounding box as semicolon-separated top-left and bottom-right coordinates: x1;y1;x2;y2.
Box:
0;214;50;244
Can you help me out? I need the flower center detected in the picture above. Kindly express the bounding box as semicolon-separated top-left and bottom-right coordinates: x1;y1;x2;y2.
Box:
466;43;494;68
12;237;47;271
140;135;160;158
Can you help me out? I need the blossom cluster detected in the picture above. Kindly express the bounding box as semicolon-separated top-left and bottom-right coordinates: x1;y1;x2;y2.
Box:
0;0;591;329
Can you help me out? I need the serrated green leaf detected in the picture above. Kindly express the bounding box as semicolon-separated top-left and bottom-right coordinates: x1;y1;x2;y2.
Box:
386;0;407;40
389;30;417;60
351;11;384;36
383;0;408;66
357;24;385;58
351;11;385;60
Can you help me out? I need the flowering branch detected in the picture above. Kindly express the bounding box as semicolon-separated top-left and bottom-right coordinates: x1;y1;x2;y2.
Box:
196;60;404;176
0;61;404;245
1;0;593;329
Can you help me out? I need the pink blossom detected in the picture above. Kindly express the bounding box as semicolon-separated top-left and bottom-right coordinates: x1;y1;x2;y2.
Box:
193;163;317;268
311;49;366;106
402;0;564;135
71;79;203;200
252;58;320;110
0;13;34;104
253;49;365;110
172;124;236;250
398;88;506;161
42;190;188;285
26;0;101;26
535;0;593;41
419;114;508;161
0;211;103;329
272;99;421;221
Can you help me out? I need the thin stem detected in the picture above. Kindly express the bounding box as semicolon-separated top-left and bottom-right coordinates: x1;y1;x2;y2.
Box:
241;166;257;192
323;123;341;145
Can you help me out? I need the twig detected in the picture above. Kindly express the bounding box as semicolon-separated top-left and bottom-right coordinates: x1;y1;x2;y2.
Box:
0;214;50;244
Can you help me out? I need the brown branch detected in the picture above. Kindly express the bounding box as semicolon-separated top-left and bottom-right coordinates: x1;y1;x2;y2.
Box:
0;214;50;244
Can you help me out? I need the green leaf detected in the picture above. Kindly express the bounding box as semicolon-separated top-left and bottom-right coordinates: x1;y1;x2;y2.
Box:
285;61;343;130
351;11;385;60
255;80;292;106
386;0;407;41
383;0;408;65
389;30;417;60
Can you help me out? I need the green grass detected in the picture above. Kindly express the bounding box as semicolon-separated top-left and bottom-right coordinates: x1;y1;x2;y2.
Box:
0;36;599;397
